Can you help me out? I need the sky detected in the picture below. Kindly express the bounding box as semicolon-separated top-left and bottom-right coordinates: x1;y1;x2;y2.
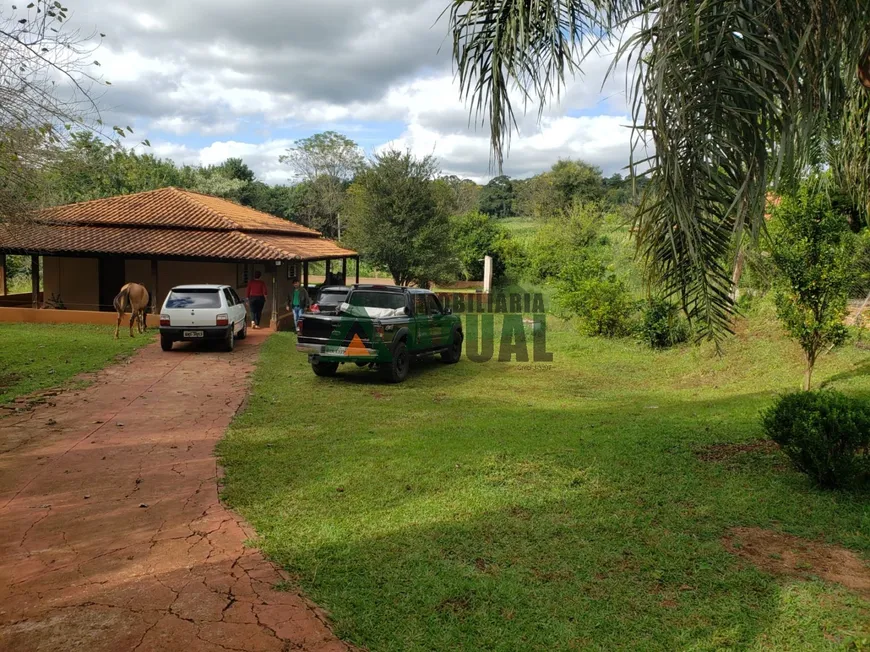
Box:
63;0;635;185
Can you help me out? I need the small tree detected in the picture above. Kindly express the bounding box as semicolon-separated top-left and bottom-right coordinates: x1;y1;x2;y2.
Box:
770;185;855;390
344;149;455;287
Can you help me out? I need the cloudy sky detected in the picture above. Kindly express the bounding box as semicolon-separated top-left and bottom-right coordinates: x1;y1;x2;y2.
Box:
66;0;634;184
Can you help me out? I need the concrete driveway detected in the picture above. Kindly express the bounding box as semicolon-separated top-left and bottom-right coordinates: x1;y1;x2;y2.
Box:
0;330;348;652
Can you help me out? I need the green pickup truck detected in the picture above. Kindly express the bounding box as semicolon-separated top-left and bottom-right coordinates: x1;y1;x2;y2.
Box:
295;285;463;382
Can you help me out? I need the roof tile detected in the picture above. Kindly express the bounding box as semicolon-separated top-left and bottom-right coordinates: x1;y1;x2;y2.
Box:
0;224;351;261
39;187;320;236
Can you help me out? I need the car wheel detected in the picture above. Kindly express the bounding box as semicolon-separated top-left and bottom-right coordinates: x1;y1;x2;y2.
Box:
441;329;463;364
311;360;339;377
237;320;247;340
224;327;234;352
160;335;174;351
381;341;409;383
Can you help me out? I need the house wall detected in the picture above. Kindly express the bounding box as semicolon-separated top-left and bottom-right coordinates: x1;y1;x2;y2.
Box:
43;257;99;310
40;256;304;328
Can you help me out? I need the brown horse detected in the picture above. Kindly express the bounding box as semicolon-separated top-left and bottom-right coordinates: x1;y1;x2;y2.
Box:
114;283;151;339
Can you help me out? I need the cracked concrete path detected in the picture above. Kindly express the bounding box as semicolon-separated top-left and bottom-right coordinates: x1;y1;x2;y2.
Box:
0;330;350;652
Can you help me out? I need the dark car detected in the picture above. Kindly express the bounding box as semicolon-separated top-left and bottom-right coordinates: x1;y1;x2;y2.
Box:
310;285;351;315
296;285;463;383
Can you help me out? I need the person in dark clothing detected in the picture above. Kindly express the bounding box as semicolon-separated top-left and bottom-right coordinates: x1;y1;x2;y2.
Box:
246;270;268;328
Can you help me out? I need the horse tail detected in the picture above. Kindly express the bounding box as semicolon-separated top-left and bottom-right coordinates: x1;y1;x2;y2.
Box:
114;285;130;313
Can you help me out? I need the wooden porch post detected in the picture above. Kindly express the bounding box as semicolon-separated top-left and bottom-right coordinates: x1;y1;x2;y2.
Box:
303;261;309;289
150;258;158;314
355;256;360;284
31;255;39;308
325;259;331;283
341;257;347;285
0;254;6;296
270;262;278;330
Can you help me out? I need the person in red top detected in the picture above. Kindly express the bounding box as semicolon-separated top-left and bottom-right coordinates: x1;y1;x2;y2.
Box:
246;270;268;329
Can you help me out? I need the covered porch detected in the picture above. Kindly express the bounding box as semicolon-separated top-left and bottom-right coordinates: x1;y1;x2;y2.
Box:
0;252;361;330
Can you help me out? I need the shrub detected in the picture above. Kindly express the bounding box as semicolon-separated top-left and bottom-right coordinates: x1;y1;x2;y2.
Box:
761;391;870;489
525;202;601;282
554;255;634;337
638;299;691;349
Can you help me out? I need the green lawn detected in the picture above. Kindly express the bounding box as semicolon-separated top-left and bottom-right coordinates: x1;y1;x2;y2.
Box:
0;323;153;404
501;215;540;241
219;314;870;651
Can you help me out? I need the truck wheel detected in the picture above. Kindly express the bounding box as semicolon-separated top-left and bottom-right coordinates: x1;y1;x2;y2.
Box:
312;360;339;377
223;327;235;352
160;335;174;352
441;329;463;364
381;341;409;383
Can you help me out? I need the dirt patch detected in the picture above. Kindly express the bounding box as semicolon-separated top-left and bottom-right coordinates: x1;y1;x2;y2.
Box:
437;595;473;615
0;373;20;390
722;527;870;598
695;439;780;462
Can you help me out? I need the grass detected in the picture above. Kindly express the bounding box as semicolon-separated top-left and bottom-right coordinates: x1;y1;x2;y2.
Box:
501;215;540;241
0;323;153;404
219;312;870;651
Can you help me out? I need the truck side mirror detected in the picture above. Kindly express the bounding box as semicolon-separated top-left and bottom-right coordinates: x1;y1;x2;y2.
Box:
444;308;453;315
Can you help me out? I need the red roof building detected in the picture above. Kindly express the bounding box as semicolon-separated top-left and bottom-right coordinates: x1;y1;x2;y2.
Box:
0;187;359;327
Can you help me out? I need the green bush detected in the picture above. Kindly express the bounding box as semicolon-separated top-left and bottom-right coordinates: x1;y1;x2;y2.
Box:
526;202;601;282
554;255;634;337
638;299;691;349
761;391;870;489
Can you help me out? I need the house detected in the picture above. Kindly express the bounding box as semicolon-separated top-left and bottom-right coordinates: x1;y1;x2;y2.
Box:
0;187;358;328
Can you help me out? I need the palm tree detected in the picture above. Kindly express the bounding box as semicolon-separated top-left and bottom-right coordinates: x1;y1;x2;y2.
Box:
447;0;870;340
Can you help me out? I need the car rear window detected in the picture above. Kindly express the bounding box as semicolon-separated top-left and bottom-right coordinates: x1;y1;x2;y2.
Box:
165;289;222;309
317;289;348;307
348;291;406;310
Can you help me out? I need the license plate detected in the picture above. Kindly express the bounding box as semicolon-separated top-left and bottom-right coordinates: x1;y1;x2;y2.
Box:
183;330;204;338
324;345;374;356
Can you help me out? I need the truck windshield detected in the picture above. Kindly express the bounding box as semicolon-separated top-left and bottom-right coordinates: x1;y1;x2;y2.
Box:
165;289;221;309
348;291;406;310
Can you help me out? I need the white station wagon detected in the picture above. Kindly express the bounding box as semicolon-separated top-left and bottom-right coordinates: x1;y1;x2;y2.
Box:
159;284;248;351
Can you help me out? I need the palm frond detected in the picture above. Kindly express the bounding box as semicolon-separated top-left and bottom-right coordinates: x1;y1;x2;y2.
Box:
449;0;870;341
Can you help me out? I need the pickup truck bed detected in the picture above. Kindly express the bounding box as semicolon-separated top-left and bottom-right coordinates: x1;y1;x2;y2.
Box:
296;285;463;382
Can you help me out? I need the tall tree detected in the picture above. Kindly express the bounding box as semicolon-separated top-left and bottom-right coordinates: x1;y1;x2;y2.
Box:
344;149;455;286
433;174;481;217
478;174;514;217
215;157;255;183
448;0;870;340
279;131;364;238
550;159;604;207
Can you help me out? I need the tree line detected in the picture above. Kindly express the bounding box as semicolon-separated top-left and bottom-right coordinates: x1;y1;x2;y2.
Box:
19;129;639;289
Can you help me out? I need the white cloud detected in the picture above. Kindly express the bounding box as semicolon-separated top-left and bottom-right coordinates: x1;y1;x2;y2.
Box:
69;0;637;183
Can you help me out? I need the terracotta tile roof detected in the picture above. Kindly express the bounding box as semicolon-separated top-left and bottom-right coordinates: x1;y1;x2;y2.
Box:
254;233;357;260
39;187;320;236
0;224;288;260
0;188;358;262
